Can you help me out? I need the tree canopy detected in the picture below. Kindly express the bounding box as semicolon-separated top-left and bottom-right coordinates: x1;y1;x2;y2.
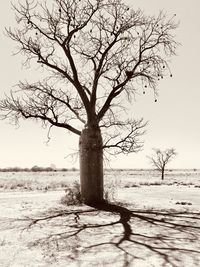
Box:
0;0;178;155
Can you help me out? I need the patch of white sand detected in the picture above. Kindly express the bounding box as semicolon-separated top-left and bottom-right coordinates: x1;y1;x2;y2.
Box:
0;183;199;267
117;185;200;210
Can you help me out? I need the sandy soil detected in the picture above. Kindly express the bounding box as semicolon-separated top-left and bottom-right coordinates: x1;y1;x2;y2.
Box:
0;184;199;267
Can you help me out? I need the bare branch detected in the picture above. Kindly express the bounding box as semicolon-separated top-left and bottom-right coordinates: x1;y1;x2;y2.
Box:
0;86;81;136
102;119;147;155
1;0;179;153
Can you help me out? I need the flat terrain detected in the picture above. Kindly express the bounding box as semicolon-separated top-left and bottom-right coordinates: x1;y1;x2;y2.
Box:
0;170;200;267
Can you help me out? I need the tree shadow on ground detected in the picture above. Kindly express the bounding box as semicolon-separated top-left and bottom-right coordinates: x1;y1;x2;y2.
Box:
22;201;200;267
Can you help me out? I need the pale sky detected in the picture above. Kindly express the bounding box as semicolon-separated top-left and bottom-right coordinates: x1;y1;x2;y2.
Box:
0;0;200;169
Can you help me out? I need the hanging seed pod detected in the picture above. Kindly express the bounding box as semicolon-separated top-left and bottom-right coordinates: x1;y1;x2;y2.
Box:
145;85;147;88
170;74;173;77
143;91;145;94
155;99;157;102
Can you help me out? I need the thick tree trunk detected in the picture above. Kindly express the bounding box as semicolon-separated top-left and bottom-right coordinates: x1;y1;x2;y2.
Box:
161;169;164;180
79;126;104;205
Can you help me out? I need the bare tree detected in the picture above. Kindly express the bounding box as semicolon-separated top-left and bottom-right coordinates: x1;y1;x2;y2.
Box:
0;0;178;205
148;148;177;180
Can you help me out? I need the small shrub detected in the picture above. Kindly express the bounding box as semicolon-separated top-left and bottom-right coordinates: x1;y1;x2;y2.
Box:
0;239;6;246
60;181;82;205
175;201;192;206
140;181;162;186
124;182;139;188
104;185;116;203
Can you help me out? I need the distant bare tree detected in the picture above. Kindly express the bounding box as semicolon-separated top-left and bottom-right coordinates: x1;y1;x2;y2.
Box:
0;0;178;205
148;148;177;180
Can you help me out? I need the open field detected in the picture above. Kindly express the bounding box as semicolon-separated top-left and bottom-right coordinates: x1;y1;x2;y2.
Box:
0;169;200;267
1;169;200;192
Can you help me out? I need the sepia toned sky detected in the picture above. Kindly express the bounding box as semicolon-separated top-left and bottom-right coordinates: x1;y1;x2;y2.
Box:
0;0;200;169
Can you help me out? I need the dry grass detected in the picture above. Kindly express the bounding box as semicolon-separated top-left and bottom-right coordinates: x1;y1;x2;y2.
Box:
0;169;199;193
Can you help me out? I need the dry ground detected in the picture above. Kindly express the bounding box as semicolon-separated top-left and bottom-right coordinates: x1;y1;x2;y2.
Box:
0;170;200;267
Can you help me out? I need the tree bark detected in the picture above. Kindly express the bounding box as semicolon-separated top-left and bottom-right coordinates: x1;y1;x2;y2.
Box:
161;169;164;180
79;126;104;205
